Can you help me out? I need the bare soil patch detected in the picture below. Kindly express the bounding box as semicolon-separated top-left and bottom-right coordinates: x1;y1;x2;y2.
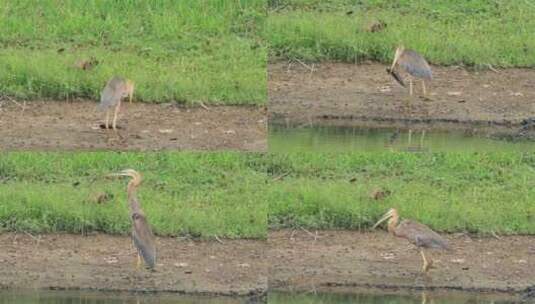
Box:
0;233;267;296
269;62;535;134
0;100;266;151
269;230;534;296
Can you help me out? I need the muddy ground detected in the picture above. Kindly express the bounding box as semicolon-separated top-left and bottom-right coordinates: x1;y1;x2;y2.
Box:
0;233;267;296
269;62;535;135
269;230;534;298
0;100;266;151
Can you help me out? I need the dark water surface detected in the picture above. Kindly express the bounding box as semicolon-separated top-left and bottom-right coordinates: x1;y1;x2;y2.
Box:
269;291;532;304
0;291;252;304
269;125;535;152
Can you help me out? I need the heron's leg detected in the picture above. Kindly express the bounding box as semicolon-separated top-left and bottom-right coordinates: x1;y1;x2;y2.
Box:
112;102;120;130
420;249;433;273
422;80;427;96
420;130;426;147
404;77;413;109
105;110;110;130
426;253;433;271
137;253;142;270
408;129;412;146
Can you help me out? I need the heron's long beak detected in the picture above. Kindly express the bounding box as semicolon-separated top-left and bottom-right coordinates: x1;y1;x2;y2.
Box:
372;210;394;229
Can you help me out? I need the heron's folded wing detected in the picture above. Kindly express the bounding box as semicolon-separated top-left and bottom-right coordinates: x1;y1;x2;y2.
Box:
399;51;433;80
99;81;124;110
399;220;449;249
132;217;157;268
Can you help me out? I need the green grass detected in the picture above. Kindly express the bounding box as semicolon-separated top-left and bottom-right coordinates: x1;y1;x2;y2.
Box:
267;153;535;235
1;152;534;237
0;152;268;239
266;0;535;67
0;1;266;105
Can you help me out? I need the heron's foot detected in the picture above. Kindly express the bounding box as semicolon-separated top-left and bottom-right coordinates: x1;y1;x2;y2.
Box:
420;95;433;102
99;123;122;130
422;260;434;273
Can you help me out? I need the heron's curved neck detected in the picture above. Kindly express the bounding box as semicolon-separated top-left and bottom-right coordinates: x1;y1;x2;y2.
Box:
387;214;399;233
127;180;142;214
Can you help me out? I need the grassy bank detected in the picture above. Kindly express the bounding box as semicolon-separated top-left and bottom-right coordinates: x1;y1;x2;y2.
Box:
266;0;535;67
1;152;534;237
0;152;268;239
0;1;266;105
267;153;535;235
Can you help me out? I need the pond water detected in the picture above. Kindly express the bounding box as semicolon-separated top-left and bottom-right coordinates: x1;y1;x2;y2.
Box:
269;291;533;304
2;290;531;304
0;291;255;304
269;125;535;152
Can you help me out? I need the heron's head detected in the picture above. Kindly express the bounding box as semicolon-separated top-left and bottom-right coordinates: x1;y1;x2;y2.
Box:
108;169;142;186
132;212;144;221
372;208;398;229
123;80;134;103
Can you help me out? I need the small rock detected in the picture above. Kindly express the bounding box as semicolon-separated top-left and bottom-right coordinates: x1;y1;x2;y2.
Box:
91;192;113;204
174;262;189;268
158;129;173;134
104;257;118;264
451;258;465;264
379;86;391;93
224;130;236;135
238;263;250;268
380;252;395;260
369;187;391;200
73;57;98;70
365;20;387;33
447;91;462;96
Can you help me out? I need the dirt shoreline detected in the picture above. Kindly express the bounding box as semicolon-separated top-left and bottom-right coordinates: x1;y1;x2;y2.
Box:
0;233;267;296
0;100;266;151
269;230;534;298
269;62;535;135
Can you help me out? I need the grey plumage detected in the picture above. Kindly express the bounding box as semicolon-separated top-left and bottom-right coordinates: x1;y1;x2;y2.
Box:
397;49;433;80
389;46;433;96
109;169;156;270
396;219;449;250
373;208;450;273
99;76;128;110
132;213;156;269
98;76;134;130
